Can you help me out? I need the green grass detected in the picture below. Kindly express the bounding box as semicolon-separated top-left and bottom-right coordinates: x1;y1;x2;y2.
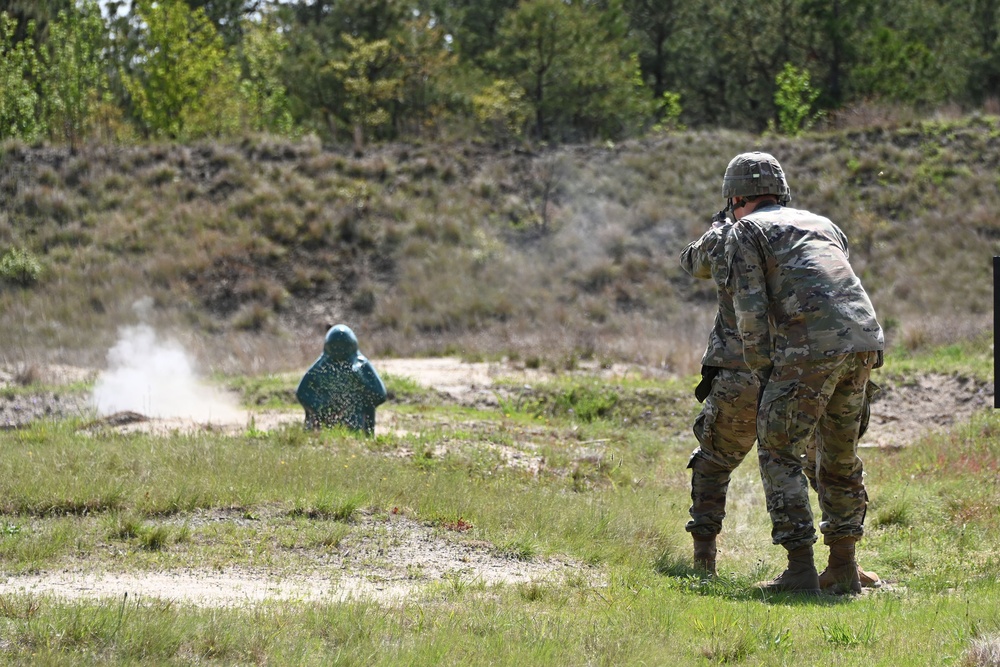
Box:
882;333;994;381
1;348;999;664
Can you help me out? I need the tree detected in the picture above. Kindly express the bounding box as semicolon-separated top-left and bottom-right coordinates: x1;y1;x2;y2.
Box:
392;15;462;138
184;0;259;45
797;0;867;110
236;12;294;134
848;3;975;108
968;0;1000;105
326;33;402;150
472;78;530;142
0;12;43;141
39;1;109;147
667;0;813;131
623;0;682;104
0;0;73;43
772;62;819;136
491;0;651;141
123;0;240;138
280;0;410;40
418;0;519;68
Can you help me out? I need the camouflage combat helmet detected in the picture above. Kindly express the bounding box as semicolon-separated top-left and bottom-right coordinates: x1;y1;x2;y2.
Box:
722;152;791;204
324;324;359;360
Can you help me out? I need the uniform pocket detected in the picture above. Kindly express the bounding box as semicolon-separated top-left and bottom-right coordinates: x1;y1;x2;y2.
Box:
692;399;719;451
758;378;799;451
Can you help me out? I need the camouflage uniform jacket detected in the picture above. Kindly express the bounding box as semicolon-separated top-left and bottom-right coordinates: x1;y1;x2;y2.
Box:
679;222;747;369
725;204;884;382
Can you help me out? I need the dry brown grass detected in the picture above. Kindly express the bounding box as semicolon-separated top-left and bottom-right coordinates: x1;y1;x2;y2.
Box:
964;635;1000;667
1;119;997;374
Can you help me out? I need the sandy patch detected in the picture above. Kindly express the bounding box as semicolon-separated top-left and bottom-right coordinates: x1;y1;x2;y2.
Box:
0;516;591;607
861;373;994;449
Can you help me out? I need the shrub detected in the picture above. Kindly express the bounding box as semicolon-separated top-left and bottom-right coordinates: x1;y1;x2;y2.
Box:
0;248;43;286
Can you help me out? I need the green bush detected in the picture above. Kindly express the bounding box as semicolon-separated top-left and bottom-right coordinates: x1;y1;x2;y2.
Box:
0;247;43;286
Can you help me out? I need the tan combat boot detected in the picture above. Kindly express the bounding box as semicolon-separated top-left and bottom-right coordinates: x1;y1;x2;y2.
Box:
818;537;863;594
820;564;881;590
693;534;717;577
755;545;820;593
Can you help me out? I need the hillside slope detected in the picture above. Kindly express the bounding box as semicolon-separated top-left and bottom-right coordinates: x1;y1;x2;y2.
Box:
1;119;997;374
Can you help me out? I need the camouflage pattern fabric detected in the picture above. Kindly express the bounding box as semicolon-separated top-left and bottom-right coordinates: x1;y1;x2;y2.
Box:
686;367;759;536
724;204;884;383
679;221;747;369
757;352;877;548
804;379;880;491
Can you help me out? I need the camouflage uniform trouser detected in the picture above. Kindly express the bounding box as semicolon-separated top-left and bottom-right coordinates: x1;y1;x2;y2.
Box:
758;351;877;549
686;367;758;537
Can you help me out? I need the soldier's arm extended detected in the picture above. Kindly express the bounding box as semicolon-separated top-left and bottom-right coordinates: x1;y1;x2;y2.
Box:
726;222;773;383
679;218;727;279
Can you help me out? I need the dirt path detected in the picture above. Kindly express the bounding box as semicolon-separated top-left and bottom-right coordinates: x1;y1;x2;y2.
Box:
1;515;586;608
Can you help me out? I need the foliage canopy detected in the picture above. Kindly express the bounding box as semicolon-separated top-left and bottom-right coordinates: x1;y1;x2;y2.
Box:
1;0;998;144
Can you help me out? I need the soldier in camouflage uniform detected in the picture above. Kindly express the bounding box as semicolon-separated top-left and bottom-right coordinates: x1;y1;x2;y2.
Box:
681;213;880;589
722;152;884;594
680;216;759;575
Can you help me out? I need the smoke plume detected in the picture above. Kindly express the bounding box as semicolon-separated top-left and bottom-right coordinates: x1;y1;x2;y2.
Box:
91;324;246;423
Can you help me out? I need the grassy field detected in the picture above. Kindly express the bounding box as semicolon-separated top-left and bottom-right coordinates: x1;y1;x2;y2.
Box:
2;113;998;664
0;344;997;665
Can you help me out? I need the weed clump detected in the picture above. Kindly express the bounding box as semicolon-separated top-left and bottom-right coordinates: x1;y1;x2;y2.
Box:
0;247;43;286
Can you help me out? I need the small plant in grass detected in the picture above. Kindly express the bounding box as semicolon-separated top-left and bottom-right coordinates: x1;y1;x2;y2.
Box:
103;512;144;541
13;365;40;386
516;580;549;602
0;594;40;620
226;374;297;408
290;492;365;521
497;537;537;561
821;618;879;646
174;522;191;544
382;372;435;403
695;612;760;663
138;525;171;551
311;524;351;549
232;303;272;331
871;495;913;528
652;547;690;577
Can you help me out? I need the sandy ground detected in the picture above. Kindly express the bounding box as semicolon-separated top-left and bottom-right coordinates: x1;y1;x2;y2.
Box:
0;358;994;606
2;514;585;608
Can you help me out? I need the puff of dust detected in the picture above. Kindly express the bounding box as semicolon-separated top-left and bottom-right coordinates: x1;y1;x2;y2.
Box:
91;325;246;423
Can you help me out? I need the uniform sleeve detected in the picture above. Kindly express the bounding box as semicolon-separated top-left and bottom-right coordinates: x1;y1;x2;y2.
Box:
725;222;773;381
832;222;850;258
679;226;723;280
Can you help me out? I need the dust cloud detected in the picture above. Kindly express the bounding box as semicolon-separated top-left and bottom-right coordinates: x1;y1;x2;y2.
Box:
91;324;247;424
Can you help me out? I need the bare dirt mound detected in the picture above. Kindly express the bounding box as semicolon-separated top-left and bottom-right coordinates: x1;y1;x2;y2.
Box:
861;373;994;449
